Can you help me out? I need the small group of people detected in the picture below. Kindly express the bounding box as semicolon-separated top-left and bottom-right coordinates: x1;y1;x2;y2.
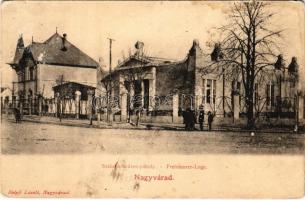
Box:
182;106;214;131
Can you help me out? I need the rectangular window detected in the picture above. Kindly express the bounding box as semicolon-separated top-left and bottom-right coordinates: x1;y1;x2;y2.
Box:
29;67;34;81
143;80;149;109
303;95;305;119
271;85;275;107
18;73;22;82
213;80;216;104
18;72;25;82
202;79;216;105
207;79;212;104
202;79;205;104
207;89;211;103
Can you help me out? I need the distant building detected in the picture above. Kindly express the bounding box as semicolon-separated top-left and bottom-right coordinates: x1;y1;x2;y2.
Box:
101;40;304;125
1;87;12;113
8;32;99;114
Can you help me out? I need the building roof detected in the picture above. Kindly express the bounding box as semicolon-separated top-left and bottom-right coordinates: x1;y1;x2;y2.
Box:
52;82;95;100
10;33;99;69
101;41;195;82
1;87;7;93
52;81;96;90
1;87;12;94
13;36;25;64
117;54;177;70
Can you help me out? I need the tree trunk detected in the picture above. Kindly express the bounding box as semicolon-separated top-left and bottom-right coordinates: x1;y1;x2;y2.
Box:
246;90;255;129
247;101;254;129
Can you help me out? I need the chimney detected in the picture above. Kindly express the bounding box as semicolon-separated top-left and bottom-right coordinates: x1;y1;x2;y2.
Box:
210;43;223;62
193;39;199;47
288;57;298;74
61;33;67;51
135;41;144;57
274;54;284;70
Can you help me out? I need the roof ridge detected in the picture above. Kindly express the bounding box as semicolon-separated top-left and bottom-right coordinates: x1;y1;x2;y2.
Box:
11;32;99;68
147;56;176;61
44;32;61;43
43;32;99;66
64;39;99;66
25;42;46;49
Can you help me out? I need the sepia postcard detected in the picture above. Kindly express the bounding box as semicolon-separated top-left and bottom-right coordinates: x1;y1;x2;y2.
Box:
0;0;304;198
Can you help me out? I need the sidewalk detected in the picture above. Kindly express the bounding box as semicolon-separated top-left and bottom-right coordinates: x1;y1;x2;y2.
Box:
18;115;143;130
4;114;303;134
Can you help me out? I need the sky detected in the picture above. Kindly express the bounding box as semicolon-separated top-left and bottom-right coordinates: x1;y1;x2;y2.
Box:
0;1;304;89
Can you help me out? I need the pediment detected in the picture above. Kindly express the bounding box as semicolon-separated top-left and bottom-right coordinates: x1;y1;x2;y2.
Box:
118;57;149;68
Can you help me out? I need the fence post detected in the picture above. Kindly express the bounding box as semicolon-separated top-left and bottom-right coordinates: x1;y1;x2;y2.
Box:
38;96;43;116
121;93;127;122
233;93;240;121
149;67;156;111
55;93;59;118
96;95;101;125
19;96;23;118
141;80;145;108
29;96;32;115
87;89;94;125
173;94;179;123
12;96;16;108
298;92;304;123
75;90;81;119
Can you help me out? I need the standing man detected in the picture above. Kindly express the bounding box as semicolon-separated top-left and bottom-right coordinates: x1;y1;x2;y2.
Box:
198;104;205;131
189;109;196;131
199;110;205;131
208;111;214;131
182;109;187;130
184;108;193;131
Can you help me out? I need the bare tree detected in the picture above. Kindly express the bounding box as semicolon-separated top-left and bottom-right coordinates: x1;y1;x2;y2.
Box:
119;56;152;126
100;74;120;123
207;2;282;128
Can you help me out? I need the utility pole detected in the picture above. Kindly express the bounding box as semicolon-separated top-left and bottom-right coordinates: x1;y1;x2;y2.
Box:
108;38;115;95
107;38;115;123
1;71;2;124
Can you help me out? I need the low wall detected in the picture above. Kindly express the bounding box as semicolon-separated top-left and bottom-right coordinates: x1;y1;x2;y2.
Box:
110;113;297;127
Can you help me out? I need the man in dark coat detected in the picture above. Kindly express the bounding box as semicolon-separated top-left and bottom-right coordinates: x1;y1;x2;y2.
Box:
198;110;205;131
185;108;191;131
208;111;214;131
189;109;196;131
182;110;187;130
14;108;21;123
